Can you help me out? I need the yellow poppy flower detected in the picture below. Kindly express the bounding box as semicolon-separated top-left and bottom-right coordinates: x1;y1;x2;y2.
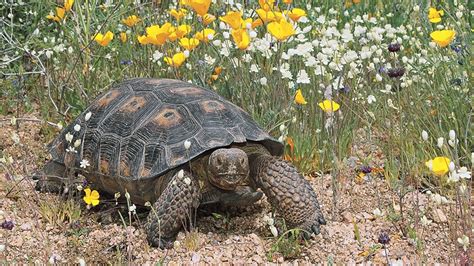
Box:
188;0;211;16
267;19;295;41
428;7;444;23
220;11;243;30
318;100;340;112
211;66;223;81
194;28;215;43
170;8;187;20
120;32;127;43
122;15;141;27
94;31;114;47
425;157;450;177
258;0;275;11
179;37;200;50
285;8;306;22
168;24;192;41
137;23;172;45
46;7;65;22
256;9;283;23
83;188;100;207
164;52;186;67
231;28;250;50
64;0;74;12
201;13;216;25
294;89;307;105
430;30;455;48
252;19;264;28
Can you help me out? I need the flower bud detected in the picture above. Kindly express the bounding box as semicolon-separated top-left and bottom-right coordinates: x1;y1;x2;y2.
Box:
449;130;456;141
437;137;444;148
85;112;92;121
449;162;455;172
184;140;191;150
421;130;428;141
74;124;81;131
74;139;81;147
269;225;278;237
178;169;184;179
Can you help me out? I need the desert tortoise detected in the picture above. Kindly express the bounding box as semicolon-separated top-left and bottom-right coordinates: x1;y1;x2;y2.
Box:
36;78;326;248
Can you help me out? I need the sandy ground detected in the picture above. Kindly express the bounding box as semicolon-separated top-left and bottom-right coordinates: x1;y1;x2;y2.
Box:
0;115;469;264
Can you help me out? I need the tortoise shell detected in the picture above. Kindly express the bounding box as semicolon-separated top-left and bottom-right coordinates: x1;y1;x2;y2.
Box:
49;78;283;181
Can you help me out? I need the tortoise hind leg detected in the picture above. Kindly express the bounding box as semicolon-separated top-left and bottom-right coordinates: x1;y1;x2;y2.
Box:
33;160;67;193
146;170;200;249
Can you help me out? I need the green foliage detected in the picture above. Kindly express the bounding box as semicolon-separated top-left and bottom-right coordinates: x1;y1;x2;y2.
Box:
267;228;306;260
39;198;82;226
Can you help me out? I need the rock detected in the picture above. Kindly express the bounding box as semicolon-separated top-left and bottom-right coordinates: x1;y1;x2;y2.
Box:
432;208;447;223
191;252;200;263
342;211;354;223
20;223;31;231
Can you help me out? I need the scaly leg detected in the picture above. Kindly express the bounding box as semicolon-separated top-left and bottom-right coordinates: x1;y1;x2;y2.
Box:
146;170;200;248
250;154;326;236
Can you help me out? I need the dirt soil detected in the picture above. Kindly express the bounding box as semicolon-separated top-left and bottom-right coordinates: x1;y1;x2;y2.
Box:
0;115;466;264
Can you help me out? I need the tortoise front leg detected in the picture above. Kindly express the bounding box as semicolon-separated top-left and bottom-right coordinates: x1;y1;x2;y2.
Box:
146;169;200;249
249;154;326;236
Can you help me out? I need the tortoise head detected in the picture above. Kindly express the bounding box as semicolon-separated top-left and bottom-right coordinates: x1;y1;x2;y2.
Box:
208;148;249;190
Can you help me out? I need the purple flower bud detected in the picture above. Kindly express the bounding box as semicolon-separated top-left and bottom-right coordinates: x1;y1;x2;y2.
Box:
378;231;390;245
388;43;401;52
1;220;14;230
387;67;405;78
359;165;372;174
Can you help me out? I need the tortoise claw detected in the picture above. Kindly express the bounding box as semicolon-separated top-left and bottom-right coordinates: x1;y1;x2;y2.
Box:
311;224;321;235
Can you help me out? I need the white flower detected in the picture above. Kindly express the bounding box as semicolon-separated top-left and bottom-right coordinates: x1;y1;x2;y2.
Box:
296;69;310;84
449;162;456;172
74;124;81;132
259;77;267;86
421;130;428;141
413;5;420;12
152;50;163;62
375;73;383;82
80;159;90;169
0;244;5;252
437;137;444;148
373;208;383;217
420;215;432;226
448;139;458;147
74;139;82;148
65;132;73;143
66;146;77;153
450;167;471;182
457;235;469;251
183;50;190;58
207;34;214;40
279;124;286;133
449;130;456;141
250;64;260;73
367;95;376;104
129;204;136;213
76;185;83;191
84;112;92;121
177;169;184;179
269;225;278;237
184;140;191;150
